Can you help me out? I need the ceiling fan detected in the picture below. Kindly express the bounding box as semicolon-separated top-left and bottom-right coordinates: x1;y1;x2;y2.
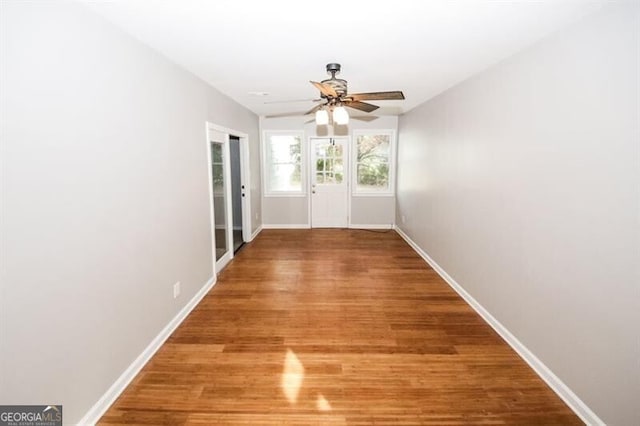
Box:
267;63;405;125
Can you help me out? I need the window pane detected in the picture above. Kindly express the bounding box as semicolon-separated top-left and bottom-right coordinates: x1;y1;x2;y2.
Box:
212;164;224;192
270;135;301;163
316;154;343;185
326;158;334;173
325;173;335;184
291;164;302;187
356;134;391;192
211;144;223;163
357;134;390;161
270;163;302;192
266;133;303;193
357;163;389;191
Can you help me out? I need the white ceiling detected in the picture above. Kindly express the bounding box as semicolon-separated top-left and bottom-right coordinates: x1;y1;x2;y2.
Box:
82;0;605;117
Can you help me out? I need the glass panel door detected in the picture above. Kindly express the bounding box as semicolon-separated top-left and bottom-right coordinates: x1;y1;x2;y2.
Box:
211;142;228;261
209;132;233;273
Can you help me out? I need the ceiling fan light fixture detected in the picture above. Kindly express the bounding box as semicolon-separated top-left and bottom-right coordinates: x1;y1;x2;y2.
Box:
315;109;329;125
333;106;349;125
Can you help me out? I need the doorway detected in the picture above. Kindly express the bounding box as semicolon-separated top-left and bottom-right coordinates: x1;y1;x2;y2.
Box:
229;136;244;253
310;137;349;228
206;123;252;274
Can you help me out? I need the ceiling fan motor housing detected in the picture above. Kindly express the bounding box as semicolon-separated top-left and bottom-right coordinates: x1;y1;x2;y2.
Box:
326;63;341;74
320;78;348;98
321;62;347;98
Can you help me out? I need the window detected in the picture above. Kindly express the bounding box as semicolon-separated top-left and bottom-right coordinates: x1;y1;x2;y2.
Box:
353;130;395;195
263;131;304;196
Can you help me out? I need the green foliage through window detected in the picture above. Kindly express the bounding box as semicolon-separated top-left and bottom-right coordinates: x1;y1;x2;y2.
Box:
314;142;343;184
356;134;390;192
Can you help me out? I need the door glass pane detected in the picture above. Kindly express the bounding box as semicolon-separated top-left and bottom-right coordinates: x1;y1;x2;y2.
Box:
211;143;227;260
314;141;346;186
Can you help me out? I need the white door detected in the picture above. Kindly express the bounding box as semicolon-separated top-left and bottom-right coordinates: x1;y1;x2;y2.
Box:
311;137;348;228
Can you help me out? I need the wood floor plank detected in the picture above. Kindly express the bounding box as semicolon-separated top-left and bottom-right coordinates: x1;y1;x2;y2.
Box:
99;229;582;425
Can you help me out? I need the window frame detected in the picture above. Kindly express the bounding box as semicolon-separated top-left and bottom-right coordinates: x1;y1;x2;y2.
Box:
351;129;396;197
262;130;306;197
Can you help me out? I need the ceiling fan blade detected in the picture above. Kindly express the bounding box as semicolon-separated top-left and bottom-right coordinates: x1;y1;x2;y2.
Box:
304;103;324;115
348;91;405;101
264;111;306;118
351;115;379;122
264;98;321;104
345;100;379;113
310;81;338;98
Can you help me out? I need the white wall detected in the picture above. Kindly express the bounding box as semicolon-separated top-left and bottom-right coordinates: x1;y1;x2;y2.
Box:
396;4;639;425
261;115;398;227
0;1;260;423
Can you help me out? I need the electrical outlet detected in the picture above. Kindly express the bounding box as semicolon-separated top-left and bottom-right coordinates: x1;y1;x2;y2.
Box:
255;212;259;220
173;281;181;299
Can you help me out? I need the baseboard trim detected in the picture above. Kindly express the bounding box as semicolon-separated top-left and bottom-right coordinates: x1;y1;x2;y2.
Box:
78;276;217;425
393;225;604;426
262;224;310;229
249;225;263;241
349;224;394;230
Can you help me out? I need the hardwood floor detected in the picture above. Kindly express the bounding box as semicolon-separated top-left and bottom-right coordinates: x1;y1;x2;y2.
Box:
100;229;582;425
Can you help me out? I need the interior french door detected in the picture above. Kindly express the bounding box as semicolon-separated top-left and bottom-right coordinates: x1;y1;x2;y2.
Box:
208;129;233;272
310;137;349;228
